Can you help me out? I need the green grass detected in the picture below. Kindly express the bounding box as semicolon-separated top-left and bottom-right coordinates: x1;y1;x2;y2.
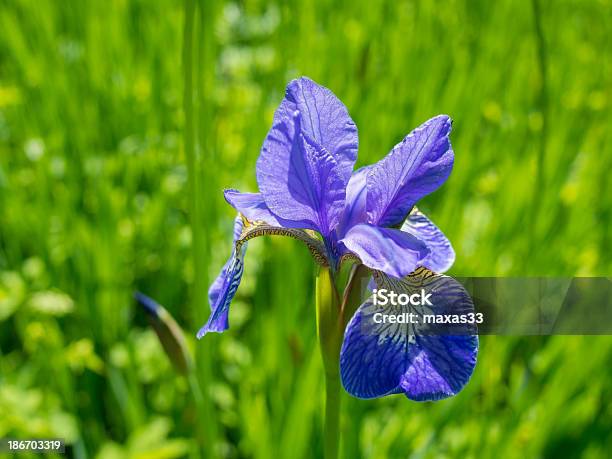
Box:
0;0;611;458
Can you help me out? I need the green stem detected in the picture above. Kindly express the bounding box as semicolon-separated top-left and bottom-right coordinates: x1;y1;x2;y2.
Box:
341;264;371;328
323;372;341;459
316;267;342;459
316;263;370;458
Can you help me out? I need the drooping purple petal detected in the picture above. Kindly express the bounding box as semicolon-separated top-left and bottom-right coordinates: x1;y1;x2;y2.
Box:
366;115;454;227
339;224;429;278
340;269;478;400
336;166;371;237
398;335;478;401
200;211;335;339
199;216;246;338
256;112;346;236
275;77;358;179
340;301;411;398
207;257;231;309
401;208;455;273
198;245;246;337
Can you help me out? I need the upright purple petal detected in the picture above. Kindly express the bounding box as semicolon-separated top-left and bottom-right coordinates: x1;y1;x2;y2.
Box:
339;224;430;278
257;112;346;235
336;166;371;237
275;77;358;179
401;208;455;273
366;115;454;227
340;269;478;400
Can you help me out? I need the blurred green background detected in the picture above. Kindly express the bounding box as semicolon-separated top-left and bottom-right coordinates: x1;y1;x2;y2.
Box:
0;0;611;458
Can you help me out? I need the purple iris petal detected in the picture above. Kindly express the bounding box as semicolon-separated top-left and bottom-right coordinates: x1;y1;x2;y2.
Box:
339;224;430;278
401;209;455;273
336;166;371;237
340;306;410;398
274;77;358;179
207;257;231;309
256;77;358;236
366;115;454;227
257;112;347;236
198;216;246;338
224;190;285;226
340;271;478;400
397;335;478;401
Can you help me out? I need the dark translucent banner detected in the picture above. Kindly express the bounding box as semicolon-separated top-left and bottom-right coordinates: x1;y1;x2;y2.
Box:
358;274;612;337
459;277;612;335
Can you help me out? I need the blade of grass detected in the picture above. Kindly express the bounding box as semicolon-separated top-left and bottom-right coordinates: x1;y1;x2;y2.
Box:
183;0;218;456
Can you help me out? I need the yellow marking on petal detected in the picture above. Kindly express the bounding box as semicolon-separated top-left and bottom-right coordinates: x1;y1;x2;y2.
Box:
237;217;328;266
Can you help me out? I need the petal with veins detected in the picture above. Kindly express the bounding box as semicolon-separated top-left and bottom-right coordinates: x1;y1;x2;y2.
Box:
402;208;455;273
340;268;478;400
367;115;454;227
340;224;429;278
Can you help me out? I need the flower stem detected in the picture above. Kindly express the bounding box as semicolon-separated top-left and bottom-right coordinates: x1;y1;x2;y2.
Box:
323;371;341;459
316;267;342;459
341;264;371;328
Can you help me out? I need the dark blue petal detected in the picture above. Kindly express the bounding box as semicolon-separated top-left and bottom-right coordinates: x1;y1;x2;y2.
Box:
339;224;429;278
366;115;454;227
340;269;478;400
398;334;478;401
401;208;455;273
340;301;410;398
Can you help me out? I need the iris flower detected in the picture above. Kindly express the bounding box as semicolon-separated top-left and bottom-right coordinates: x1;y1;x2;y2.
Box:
199;77;477;402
